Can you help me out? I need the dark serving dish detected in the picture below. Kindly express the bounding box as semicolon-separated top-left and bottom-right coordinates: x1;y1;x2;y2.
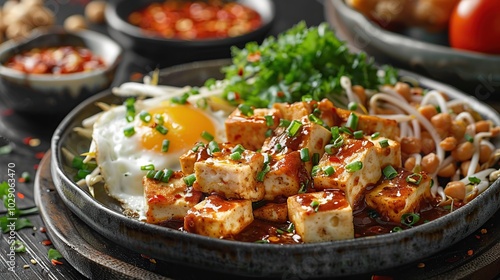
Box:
0;28;122;115
324;0;500;94
50;59;500;278
105;0;275;62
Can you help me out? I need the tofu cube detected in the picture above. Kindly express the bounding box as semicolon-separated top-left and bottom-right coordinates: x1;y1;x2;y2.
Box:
179;149;197;175
261;117;331;173
287;190;354;242
263;151;309;200
367;136;402;168
184;195;254;238
143;172;202;224
253;202;288;223
313;138;381;207
335;108;400;140
225;107;281;151
365;169;432;223
273;99;337;127
193;148;265;201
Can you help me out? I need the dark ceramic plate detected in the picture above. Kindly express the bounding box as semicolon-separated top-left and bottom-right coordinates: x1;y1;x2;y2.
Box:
50;59;500;278
105;0;275;62
324;0;500;93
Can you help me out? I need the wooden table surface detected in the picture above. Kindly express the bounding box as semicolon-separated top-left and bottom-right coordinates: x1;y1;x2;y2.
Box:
0;1;499;279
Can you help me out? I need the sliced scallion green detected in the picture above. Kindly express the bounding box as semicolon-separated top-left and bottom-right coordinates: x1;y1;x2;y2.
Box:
286;120;303;137
264;115;274;127
183;174;196;186
123;126;135;137
346;161;362;173
346;113;359;130
201;131;214;141
300;148;310;162
406;173;422;185
379;139;389;148
383;165;398;180
161;139;170;152
323;166;334;176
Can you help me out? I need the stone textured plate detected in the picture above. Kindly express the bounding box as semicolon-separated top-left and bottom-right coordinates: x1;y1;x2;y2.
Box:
50;59;500;278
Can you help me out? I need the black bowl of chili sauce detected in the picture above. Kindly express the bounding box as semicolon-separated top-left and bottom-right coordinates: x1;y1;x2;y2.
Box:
105;0;275;63
0;28;122;115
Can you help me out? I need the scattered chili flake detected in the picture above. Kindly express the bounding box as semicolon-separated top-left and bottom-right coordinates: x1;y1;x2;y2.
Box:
1;108;14;116
51;259;63;266
28;138;40;147
17;192;25;199
475;235;481;240
40;227;46;233
417;262;425;268
277;91;285;98
33;164;39;170
247;51;261;62
140;254;150;259
467;249;474;256
371;275;393;280
238;67;243;76
18;178;26;183
35;152;45;159
129;72;143;81
23;137;33;145
41;240;52;246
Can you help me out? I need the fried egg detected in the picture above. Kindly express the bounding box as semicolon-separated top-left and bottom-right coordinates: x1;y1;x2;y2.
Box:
92;97;226;218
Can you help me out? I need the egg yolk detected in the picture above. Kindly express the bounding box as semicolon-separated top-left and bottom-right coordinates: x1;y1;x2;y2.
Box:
136;104;217;153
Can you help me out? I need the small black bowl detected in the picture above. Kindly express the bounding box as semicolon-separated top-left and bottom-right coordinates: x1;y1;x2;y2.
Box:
105;0;275;62
0;28;122;115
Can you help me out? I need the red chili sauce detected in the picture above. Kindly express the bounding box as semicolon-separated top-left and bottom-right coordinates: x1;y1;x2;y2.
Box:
5;46;106;74
128;0;262;40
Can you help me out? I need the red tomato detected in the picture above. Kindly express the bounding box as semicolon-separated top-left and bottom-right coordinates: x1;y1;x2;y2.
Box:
449;0;500;54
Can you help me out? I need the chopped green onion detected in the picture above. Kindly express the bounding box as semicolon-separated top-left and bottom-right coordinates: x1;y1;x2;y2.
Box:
264;115;274;127
311;165;320;176
156;125;168;135
208;140;220;154
406;173;422;185
123;126;135;137
353;130;364;139
371;132;380;139
257;164;270;182
468;176;481;184
286;120;303;137
238;104;254;116
325;144;335;155
12;240;26;253
141;164;155;171
301;95;313;102
339;126;352;135
312;153;320;165
401;213;420;227
332;136;344;148
383;165;398;180
348;102;358;111
346;161;363;173
265;129;273;138
124;98;136;121
191;142;205;152
139;111;151;123
346;113;359;130
286;222;295;233
262;152;271;165
313;108;321;117
300;148;310;162
201;131;214;141
279;119;291;127
184;174;196;186
275;143;282;151
392;227;403;233
308;114;323;125
232;144;245;154
153;170;164;180
161;139;170;152
230;151;242;161
154;114;164;125
323;166;335;176
298;182;308;193
379;139;389;148
188;87;200;95
146;170;156;179
171;93;189;104
76;169;90;179
161;169;174;182
310;200;320;212
465;133;474;143
72;157;84;169
331;126;340;140
254;239;270;244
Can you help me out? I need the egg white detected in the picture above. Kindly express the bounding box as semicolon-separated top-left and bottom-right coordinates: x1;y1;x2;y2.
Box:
92;97;226;218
